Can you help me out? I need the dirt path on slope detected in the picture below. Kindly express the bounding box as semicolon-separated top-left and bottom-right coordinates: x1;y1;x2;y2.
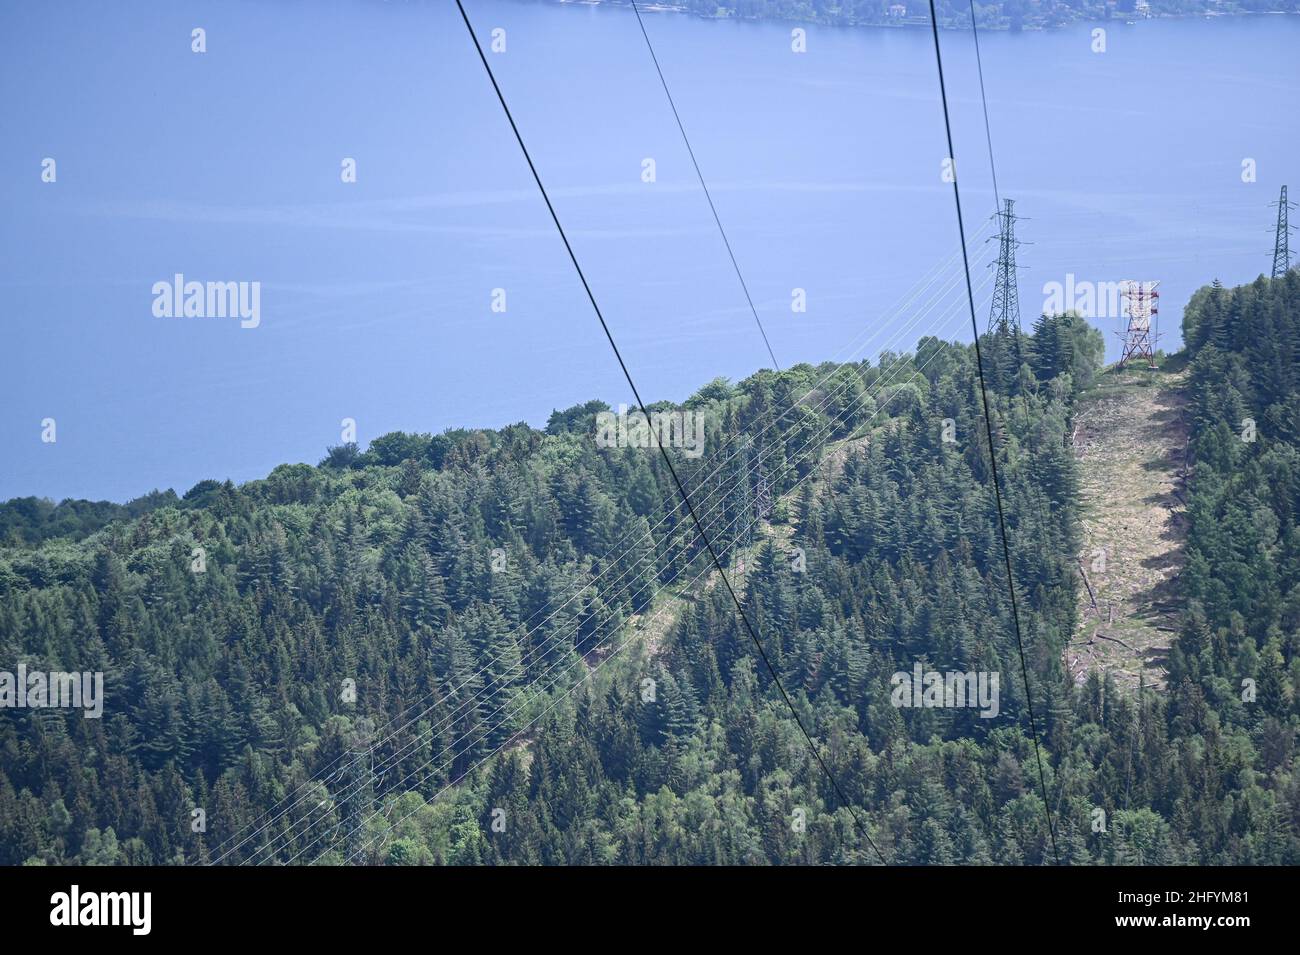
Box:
1068;367;1189;691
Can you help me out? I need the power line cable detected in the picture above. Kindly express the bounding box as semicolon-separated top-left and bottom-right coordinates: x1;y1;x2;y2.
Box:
925;0;1061;865
968;1;1000;212
458;0;886;862
628;0;780;370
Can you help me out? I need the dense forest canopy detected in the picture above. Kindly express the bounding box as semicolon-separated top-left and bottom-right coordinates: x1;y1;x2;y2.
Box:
1;278;1297;865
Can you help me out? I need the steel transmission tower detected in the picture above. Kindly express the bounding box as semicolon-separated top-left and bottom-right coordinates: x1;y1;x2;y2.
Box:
338;720;375;863
1272;185;1295;278
988;198;1023;335
1118;280;1160;369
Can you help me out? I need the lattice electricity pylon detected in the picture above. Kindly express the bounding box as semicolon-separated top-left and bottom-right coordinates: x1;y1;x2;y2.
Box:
753;474;773;523
1117;280;1160;369
1272;185;1295;278
337;746;373;862
732;442;772;602
987;198;1025;335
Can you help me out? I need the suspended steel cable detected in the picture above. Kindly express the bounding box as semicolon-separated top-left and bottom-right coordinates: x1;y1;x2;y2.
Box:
455;0;886;863
925;0;1061;865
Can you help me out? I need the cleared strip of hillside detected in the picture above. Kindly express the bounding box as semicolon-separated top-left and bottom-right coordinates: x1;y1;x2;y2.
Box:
596;427;876;665
1068;365;1188;691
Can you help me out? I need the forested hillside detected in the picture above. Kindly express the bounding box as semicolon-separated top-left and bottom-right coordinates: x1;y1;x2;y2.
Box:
1;291;1297;865
1173;274;1300;768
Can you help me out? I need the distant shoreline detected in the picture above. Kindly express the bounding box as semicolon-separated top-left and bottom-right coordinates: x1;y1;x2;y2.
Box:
548;0;1299;34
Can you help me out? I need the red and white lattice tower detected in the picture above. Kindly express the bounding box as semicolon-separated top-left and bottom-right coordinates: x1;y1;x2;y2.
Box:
1118;280;1159;369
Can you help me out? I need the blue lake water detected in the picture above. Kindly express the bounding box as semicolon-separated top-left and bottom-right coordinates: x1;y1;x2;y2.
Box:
2;0;1297;501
